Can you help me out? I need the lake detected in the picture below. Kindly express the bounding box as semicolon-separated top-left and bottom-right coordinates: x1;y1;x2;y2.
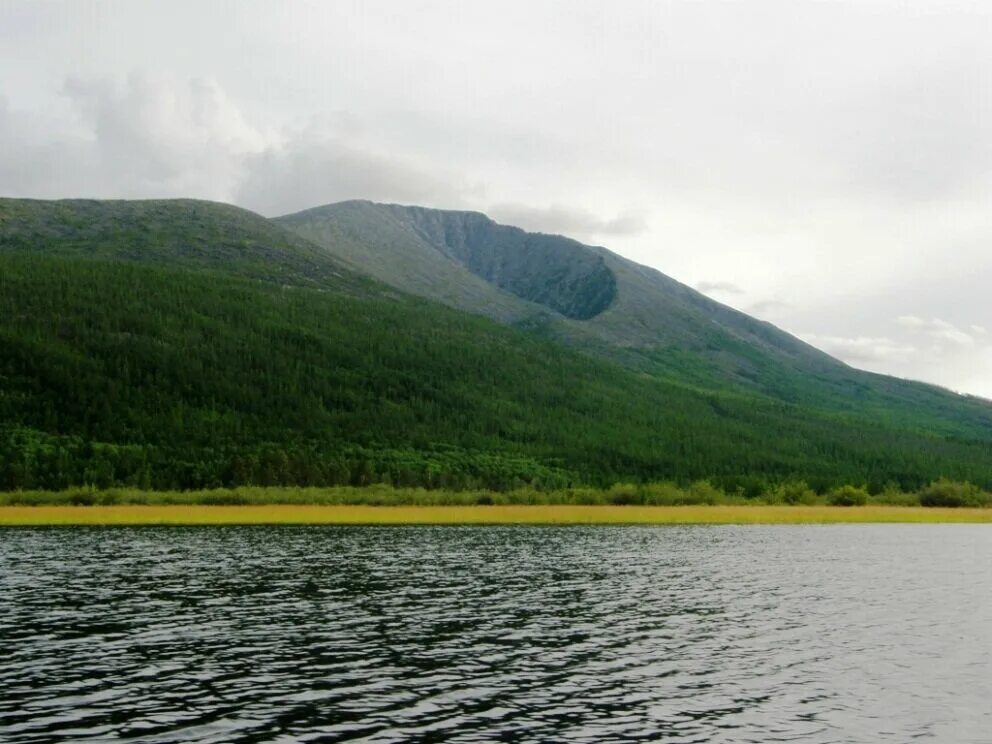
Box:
1;525;990;742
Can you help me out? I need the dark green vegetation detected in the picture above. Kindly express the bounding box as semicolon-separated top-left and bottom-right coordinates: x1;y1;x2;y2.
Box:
2;479;989;508
0;198;365;291
3;197;992;493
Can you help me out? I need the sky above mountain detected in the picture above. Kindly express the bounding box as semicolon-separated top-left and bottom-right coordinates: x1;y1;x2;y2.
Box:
1;1;990;396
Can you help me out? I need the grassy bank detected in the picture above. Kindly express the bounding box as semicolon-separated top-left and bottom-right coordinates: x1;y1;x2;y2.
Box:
2;504;992;526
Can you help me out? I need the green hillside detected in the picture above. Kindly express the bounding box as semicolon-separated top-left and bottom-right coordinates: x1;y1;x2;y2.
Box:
0;197;364;292
278;201;992;440
2;198;992;493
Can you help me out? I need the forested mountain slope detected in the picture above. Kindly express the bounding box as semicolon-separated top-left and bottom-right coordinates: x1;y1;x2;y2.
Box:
278;200;992;441
0;198;366;292
2;197;992;493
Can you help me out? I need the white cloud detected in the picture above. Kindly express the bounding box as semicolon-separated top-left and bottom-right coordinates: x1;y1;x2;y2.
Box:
897;316;978;346
0;74;275;202
487;203;647;239
695;281;745;295
237;127;475;216
798;315;992;397
799;334;918;365
62;74;277;199
0;74;479;216
746;300;792;318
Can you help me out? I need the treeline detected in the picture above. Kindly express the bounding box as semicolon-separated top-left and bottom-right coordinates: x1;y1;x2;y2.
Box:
0;428;571;492
9;425;992;499
4;252;992;493
4;480;990;509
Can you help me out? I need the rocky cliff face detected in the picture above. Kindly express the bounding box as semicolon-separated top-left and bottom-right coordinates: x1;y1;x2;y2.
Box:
394;206;617;320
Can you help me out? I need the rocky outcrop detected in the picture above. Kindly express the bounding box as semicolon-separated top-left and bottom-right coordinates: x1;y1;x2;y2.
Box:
394;206;617;320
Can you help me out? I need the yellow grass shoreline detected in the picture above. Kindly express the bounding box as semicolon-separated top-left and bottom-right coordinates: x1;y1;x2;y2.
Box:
1;504;991;526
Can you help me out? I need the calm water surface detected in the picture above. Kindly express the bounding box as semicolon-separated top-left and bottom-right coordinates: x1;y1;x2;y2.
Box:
1;525;990;743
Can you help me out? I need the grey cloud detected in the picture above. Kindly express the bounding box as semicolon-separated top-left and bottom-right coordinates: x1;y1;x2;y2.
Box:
746;300;792;317
897;316;980;347
59;74;266;199
832;60;992;203
0;75;268;202
0;96;47;193
1;75;475;216
795;313;992;395
799;334;918;365
0;94;94;197
695;281;744;295
487;203;647;239
237;131;473;217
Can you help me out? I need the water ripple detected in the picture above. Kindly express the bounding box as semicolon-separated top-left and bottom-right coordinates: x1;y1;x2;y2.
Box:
1;525;991;742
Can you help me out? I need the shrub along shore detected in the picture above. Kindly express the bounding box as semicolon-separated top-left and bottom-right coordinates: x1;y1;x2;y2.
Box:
1;479;991;525
1;478;990;508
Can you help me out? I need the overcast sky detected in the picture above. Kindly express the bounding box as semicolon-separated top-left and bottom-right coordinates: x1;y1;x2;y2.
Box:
2;1;991;396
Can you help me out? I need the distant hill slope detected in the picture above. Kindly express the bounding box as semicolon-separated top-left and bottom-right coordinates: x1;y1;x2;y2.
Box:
2;196;992;493
0;198;365;292
276;200;833;359
276;200;547;323
277;200;992;440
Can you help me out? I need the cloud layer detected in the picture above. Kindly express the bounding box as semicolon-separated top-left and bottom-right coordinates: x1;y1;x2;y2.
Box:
488;203;647;239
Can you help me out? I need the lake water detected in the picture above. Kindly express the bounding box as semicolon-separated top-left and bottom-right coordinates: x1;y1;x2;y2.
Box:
1;525;990;743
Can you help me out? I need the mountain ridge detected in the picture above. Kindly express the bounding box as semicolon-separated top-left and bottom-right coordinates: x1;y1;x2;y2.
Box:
275;200;843;377
0;197;368;293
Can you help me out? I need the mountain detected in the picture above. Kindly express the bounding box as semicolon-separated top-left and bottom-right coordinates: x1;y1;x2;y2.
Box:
276;200;829;357
277;200;992;440
2;196;992;493
0;197;366;292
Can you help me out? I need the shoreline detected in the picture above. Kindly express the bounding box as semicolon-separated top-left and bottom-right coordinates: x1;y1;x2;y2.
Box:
2;504;991;526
